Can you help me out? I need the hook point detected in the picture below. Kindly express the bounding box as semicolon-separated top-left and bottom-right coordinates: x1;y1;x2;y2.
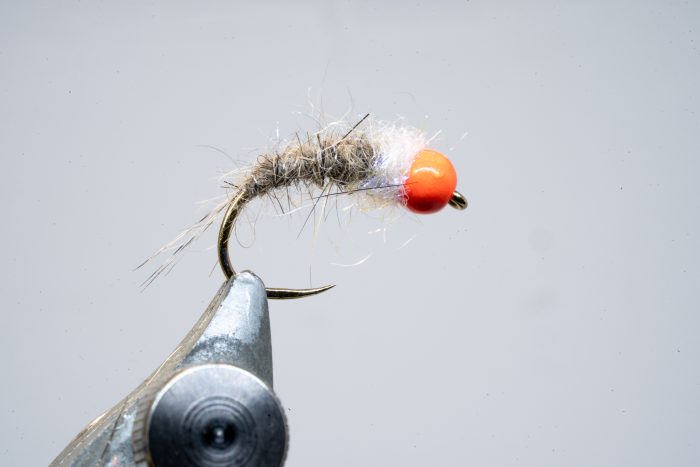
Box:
266;284;335;300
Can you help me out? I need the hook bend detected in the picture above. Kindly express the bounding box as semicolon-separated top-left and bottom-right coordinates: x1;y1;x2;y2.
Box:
217;191;335;300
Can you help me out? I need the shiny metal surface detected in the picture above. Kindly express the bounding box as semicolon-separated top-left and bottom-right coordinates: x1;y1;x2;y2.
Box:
50;271;285;467
449;190;468;210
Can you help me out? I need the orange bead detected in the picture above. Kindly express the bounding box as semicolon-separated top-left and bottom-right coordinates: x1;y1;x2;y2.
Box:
403;149;458;214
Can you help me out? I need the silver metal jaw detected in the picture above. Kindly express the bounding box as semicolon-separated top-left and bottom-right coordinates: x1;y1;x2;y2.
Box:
51;272;287;467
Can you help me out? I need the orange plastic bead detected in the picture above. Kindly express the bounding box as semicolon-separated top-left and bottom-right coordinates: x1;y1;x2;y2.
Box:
403;149;458;214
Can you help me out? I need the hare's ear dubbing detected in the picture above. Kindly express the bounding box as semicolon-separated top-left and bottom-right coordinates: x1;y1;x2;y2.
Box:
139;114;467;289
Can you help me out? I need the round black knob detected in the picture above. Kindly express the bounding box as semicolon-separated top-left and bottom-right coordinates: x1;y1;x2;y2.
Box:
135;364;287;467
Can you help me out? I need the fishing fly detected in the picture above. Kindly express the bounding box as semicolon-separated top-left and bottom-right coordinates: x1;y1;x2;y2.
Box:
141;114;468;295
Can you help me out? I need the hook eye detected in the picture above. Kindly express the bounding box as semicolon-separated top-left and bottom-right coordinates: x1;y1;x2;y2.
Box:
449;191;468;210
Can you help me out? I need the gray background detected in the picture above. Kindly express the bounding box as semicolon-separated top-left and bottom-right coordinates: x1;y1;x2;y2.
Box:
2;1;699;465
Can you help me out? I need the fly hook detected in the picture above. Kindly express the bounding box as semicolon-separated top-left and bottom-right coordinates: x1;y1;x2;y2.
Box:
217;188;467;300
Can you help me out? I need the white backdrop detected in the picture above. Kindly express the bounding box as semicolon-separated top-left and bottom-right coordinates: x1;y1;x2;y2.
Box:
1;1;698;465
